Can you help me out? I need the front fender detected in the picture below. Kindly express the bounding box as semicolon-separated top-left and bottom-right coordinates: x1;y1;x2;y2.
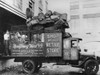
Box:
79;56;97;68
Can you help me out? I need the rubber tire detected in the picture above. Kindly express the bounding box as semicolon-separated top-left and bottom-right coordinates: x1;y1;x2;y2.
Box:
22;60;36;74
84;59;99;75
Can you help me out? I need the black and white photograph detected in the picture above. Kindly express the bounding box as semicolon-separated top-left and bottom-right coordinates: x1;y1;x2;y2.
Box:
0;0;100;75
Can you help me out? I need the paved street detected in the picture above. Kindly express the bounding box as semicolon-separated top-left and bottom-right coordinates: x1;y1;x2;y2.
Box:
0;64;100;75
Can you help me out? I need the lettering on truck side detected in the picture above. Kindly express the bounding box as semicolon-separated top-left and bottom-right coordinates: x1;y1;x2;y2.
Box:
12;43;43;49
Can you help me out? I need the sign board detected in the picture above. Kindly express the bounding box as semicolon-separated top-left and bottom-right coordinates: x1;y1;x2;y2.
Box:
10;31;45;57
44;33;62;57
10;43;44;57
10;32;62;57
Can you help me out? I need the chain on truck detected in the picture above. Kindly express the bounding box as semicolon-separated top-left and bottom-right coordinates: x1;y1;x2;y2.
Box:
0;8;100;75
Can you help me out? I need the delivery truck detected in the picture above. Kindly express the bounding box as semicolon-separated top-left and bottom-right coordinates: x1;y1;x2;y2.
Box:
1;10;100;75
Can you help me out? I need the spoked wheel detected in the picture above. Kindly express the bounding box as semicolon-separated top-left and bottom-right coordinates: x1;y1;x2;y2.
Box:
84;59;99;75
22;60;36;74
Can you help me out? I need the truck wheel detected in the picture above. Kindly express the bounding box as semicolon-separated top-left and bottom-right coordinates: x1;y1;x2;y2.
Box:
84;59;99;75
22;60;36;74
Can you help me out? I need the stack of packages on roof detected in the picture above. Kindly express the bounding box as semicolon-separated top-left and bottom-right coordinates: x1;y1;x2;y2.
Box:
26;8;69;31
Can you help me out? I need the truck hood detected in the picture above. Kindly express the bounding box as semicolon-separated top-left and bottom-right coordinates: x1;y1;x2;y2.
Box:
80;41;100;57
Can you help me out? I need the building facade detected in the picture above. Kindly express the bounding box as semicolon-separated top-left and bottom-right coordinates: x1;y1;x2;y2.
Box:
0;0;48;18
0;0;48;70
69;0;100;42
0;0;48;31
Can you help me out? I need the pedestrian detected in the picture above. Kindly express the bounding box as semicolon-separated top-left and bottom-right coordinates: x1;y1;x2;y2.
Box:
4;30;10;56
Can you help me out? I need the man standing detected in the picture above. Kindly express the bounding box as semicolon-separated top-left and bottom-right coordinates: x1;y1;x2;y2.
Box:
4;30;10;56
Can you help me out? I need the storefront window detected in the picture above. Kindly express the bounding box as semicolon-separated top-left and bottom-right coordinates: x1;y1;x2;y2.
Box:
29;0;35;12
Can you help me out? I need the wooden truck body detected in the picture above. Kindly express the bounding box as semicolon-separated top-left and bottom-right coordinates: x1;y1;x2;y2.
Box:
4;27;98;75
0;19;97;75
10;31;62;57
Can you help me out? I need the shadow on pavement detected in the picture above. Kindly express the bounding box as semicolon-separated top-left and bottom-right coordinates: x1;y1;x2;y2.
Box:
37;70;86;75
68;72;85;75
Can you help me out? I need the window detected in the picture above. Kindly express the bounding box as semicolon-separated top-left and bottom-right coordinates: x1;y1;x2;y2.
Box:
11;31;29;45
29;0;35;12
39;7;43;13
31;33;44;43
39;0;43;13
